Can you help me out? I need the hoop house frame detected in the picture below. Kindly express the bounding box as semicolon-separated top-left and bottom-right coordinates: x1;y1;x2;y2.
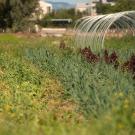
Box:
74;11;135;52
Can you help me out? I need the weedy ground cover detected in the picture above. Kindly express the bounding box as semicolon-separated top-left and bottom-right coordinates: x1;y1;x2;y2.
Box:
0;34;135;135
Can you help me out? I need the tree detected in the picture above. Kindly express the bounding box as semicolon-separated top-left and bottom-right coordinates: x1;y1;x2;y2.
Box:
0;0;12;30
96;2;114;14
0;0;38;32
114;0;135;12
96;0;135;14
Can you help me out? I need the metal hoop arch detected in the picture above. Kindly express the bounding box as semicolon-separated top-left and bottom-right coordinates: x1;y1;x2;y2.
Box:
74;11;135;52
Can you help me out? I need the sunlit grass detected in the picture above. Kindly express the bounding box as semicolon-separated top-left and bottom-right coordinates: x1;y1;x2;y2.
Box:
0;34;135;135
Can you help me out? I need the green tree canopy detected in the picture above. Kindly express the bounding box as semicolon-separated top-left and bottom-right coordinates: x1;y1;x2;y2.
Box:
96;0;135;14
96;3;114;14
114;0;135;12
0;0;38;31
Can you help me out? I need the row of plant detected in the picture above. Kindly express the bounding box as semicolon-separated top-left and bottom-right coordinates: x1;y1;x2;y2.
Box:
25;45;135;118
80;47;135;79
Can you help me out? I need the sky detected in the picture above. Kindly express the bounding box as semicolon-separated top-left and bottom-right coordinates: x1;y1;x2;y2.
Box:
48;0;91;4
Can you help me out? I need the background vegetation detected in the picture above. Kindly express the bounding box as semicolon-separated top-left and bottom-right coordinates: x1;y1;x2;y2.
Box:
96;0;135;14
0;0;38;32
0;0;135;31
39;8;84;28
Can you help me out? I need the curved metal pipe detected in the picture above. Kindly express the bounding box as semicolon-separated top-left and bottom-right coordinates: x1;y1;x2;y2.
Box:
74;11;135;52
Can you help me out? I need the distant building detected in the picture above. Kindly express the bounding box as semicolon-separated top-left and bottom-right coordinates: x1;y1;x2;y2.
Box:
101;0;115;5
75;2;97;16
75;3;90;13
31;1;53;32
94;0;115;6
39;0;53;19
32;1;53;20
75;0;115;16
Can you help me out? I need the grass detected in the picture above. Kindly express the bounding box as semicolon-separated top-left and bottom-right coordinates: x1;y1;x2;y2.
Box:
0;34;135;135
105;36;135;49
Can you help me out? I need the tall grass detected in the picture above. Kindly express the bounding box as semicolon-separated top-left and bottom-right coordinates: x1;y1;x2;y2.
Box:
0;34;135;135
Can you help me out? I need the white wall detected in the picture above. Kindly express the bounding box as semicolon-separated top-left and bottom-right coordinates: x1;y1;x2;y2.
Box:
76;7;88;13
39;0;53;19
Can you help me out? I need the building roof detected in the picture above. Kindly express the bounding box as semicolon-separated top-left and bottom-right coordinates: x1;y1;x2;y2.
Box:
76;3;91;9
51;19;73;23
76;2;96;9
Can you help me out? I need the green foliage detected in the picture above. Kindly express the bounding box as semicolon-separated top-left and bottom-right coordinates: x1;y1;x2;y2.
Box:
114;0;135;12
0;0;38;31
96;0;135;14
96;3;114;14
